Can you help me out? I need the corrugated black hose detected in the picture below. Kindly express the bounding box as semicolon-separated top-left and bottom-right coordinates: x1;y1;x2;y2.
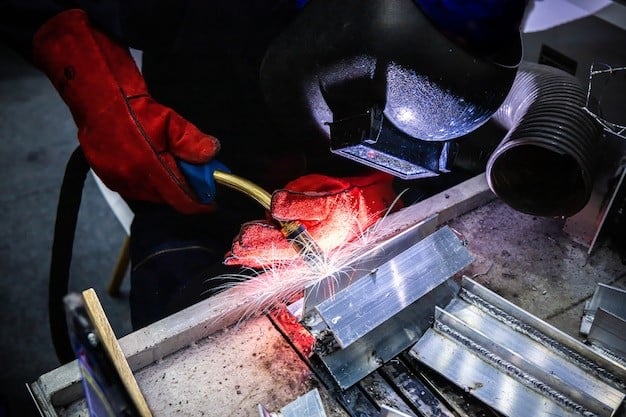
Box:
49;146;90;364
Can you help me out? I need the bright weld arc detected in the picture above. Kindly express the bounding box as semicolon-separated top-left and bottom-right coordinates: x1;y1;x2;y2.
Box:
205;192;408;326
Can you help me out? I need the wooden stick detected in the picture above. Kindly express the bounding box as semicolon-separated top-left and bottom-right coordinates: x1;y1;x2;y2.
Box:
81;288;152;417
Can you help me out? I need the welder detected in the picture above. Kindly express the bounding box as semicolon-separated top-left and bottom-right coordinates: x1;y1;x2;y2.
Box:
0;0;527;334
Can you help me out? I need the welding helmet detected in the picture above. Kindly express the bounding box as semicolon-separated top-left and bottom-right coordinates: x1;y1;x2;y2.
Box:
260;0;526;178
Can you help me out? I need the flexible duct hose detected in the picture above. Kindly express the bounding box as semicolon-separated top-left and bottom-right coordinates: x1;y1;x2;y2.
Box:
486;61;602;217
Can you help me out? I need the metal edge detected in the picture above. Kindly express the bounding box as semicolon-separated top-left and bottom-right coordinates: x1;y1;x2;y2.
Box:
26;381;56;417
587;283;626;319
314;226;472;349
588;308;626;359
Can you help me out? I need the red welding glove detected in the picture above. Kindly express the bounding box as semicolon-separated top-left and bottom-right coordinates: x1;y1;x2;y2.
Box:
225;171;399;268
32;9;220;214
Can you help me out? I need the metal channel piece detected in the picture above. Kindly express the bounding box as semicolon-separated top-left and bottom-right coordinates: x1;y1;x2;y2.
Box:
315;226;473;349
581;283;626;336
305;170;495;314
257;389;327;417
315;278;460;390
456;276;626;384
312;226;471;389
588;308;626;361
303;215;439;314
411;276;626;417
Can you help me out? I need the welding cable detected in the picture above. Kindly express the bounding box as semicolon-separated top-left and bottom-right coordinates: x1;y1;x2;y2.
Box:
49;145;91;364
212;170;326;269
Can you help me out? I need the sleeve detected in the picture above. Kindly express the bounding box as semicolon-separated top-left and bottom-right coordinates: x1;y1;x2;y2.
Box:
0;0;68;57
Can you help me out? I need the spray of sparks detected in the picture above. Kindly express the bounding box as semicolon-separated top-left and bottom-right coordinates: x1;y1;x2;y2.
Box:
202;193;407;326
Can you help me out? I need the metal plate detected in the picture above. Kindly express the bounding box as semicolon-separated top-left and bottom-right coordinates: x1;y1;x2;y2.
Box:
412;277;626;417
316;226;473;349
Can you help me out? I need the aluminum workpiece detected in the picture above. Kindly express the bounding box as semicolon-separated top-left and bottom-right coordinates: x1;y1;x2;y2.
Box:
29;174;626;417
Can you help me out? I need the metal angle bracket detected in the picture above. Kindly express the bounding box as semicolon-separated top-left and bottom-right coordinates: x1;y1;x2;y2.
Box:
302;215;439;315
257;388;327;417
580;283;626;336
305;226;473;389
579;282;626;365
412;276;626;417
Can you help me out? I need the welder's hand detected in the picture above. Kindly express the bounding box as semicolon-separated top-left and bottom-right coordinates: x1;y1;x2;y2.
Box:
32;9;220;214
225;171;398;268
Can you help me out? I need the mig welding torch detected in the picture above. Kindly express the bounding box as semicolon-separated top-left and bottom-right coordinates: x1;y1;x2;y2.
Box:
179;161;326;268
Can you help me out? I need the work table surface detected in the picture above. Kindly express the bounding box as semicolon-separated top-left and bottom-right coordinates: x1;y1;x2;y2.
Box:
38;190;626;417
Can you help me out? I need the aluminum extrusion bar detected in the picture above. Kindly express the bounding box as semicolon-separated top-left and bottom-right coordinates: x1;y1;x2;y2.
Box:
316;226;473;349
581;283;626;336
310;226;472;389
315;279;460;389
303;215;439;314
281;389;328;417
588;308;626;360
304;172;494;314
411;277;626;417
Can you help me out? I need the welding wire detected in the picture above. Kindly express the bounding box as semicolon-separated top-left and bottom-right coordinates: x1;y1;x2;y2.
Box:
213;170;326;269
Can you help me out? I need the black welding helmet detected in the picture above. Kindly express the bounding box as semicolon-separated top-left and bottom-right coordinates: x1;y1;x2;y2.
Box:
260;0;526;178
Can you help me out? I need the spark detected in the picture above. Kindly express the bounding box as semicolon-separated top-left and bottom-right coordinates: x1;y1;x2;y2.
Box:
202;191;408;327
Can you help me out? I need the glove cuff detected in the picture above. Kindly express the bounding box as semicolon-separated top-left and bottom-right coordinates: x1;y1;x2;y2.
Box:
33;9;147;125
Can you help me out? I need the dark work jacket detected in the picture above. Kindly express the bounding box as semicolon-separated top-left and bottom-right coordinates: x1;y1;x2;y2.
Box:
0;0;369;328
0;0;364;197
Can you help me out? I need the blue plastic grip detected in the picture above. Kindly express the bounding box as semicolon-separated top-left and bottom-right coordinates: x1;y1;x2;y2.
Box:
178;159;231;204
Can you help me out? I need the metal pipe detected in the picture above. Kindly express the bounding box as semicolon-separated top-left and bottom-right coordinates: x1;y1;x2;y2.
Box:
486;61;602;217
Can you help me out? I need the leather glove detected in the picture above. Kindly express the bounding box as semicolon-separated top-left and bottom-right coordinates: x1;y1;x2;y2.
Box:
225;171;398;268
32;9;220;214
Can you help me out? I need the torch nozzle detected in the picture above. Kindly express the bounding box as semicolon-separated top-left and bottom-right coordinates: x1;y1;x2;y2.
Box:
280;220;327;270
213;170;326;269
